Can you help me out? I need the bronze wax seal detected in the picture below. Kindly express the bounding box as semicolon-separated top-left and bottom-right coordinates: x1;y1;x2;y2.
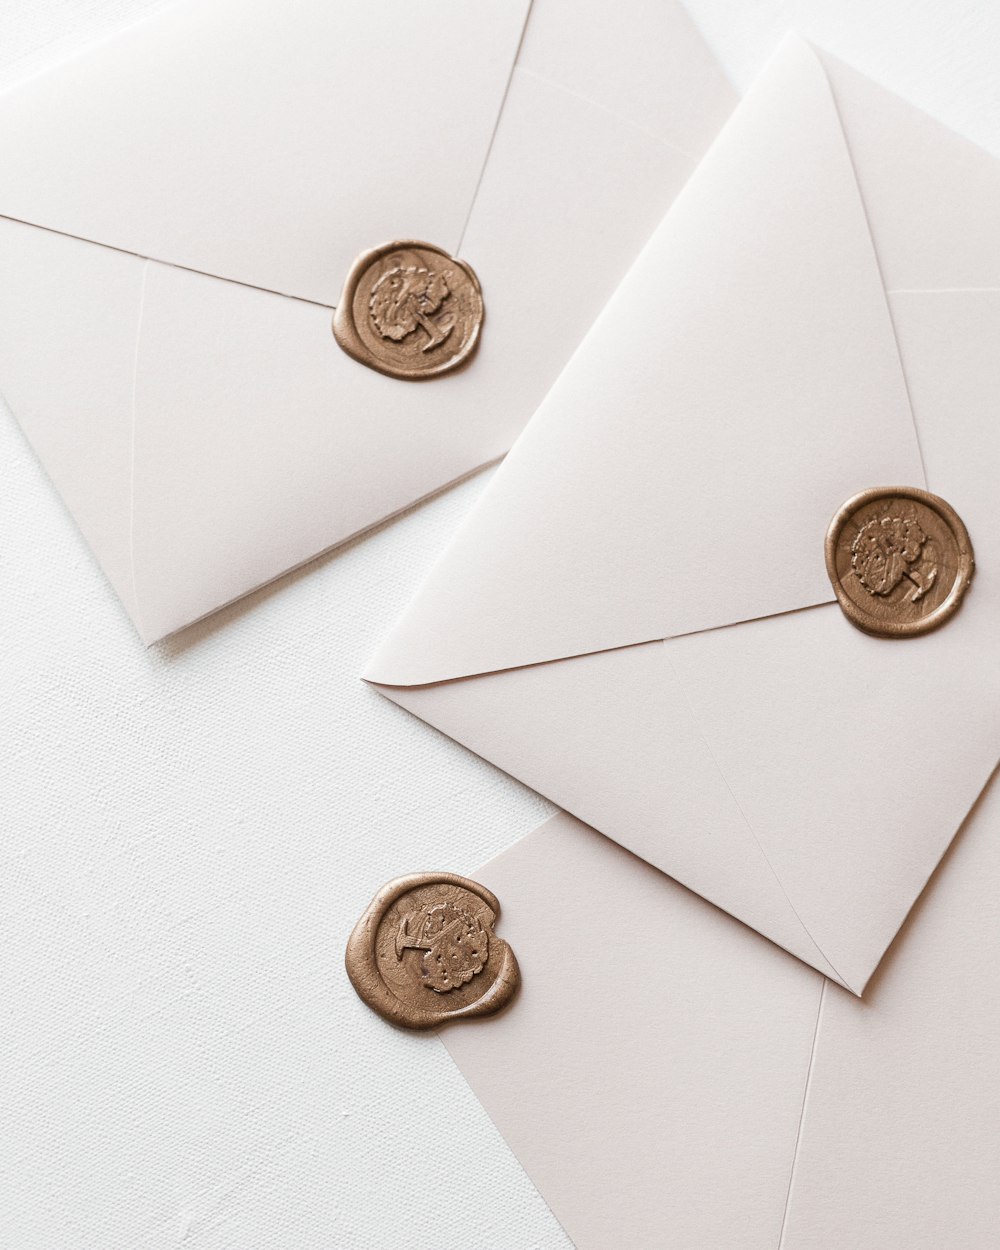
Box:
825;486;974;638
333;241;483;379
345;873;519;1029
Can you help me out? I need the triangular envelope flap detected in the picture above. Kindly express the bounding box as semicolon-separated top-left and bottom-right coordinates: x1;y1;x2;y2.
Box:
129;51;698;644
0;0;529;305
377;642;848;986
820;50;1000;289
0;220;143;625
517;0;735;157
367;35;921;688
660;284;1000;989
668;597;1000;995
441;814;824;1250
656;68;1000;990
375;287;1000;993
128;261;528;643
3;0;732;646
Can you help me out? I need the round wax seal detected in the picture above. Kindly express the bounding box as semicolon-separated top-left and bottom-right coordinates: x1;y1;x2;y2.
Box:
825;486;974;638
332;241;483;379
345;873;519;1029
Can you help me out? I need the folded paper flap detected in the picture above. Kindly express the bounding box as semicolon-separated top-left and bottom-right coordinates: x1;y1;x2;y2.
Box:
377;641;851;987
366;35;922;688
0;219;144;625
779;771;1000;1249
446;788;1000;1250
369;37;1000;992
377;287;1000;995
667;600;1000;996
1;0;737;646
517;0;735;157
128;71;704;644
819;50;1000;290
669;55;1000;994
0;0;530;306
127;60;707;643
0;0;737;311
123;0;738;644
128;262;520;644
442;813;825;1250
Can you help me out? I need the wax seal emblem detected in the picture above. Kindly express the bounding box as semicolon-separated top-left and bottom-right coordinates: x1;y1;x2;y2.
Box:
825;486;974;638
333;241;483;379
345;873;519;1029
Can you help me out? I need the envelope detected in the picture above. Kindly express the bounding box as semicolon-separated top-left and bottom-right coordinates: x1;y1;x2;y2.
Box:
0;0;734;643
440;784;1000;1249
367;35;1000;994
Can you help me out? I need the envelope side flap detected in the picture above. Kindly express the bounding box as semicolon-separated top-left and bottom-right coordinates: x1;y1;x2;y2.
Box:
366;34;922;688
113;64;720;644
516;0;736;157
441;813;825;1250
669;610;1000;995
779;774;1000;1249
663;288;1000;994
370;640;851;987
456;66;705;438
129;262;521;643
819;48;1000;290
0;219;144;626
0;0;530;306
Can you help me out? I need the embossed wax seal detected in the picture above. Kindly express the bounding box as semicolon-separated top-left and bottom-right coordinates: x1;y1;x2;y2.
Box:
825;486;974;638
345;873;519;1029
332;241;483;380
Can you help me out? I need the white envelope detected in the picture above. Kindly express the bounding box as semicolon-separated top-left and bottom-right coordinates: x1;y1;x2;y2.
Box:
441;786;1000;1249
0;0;734;643
368;35;1000;994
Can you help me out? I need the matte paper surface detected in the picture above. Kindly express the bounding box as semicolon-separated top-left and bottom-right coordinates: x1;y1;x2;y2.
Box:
0;0;734;642
369;36;1000;993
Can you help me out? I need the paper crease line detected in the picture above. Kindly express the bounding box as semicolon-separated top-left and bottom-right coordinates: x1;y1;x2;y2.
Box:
0;214;336;311
664;646;853;990
777;978;827;1250
514;64;703;163
454;0;534;259
815;49;930;491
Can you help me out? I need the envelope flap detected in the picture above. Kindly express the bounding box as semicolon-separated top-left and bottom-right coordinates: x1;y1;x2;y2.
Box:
0;220;144;626
375;638;851;986
0;0;530;305
516;0;734;156
367;35;923;688
441;813;825;1250
820;49;1000;290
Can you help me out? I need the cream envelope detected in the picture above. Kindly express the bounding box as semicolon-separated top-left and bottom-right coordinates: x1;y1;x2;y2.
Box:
440;789;1000;1249
0;0;734;643
368;35;1000;994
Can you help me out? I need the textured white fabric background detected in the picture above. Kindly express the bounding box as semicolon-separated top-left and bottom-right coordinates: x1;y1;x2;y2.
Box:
2;3;1000;1247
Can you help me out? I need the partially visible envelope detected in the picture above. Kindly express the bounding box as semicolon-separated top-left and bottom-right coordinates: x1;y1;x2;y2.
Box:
368;35;1000;994
0;0;734;643
442;789;1000;1249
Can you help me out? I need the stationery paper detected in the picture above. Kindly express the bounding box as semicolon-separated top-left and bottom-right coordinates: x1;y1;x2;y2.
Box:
0;0;734;642
368;35;1000;993
443;782;1000;1249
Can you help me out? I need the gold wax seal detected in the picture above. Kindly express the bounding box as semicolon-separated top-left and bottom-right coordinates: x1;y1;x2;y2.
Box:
333;240;483;380
345;873;519;1029
825;486;974;638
